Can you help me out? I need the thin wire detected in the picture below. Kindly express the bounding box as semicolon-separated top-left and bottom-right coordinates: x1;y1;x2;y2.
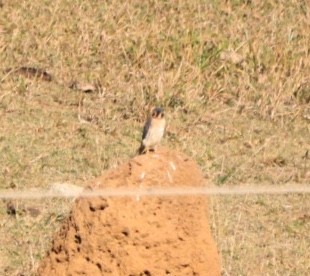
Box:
0;185;309;200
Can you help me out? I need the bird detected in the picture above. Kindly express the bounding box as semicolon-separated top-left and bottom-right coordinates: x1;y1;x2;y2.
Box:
138;107;166;154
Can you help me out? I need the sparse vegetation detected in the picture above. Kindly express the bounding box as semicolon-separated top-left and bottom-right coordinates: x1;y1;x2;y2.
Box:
0;0;309;275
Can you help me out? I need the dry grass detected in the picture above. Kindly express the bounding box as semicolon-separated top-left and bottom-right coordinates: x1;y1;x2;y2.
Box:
0;0;309;275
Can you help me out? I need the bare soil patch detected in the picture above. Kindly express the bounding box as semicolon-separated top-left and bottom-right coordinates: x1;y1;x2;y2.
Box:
37;148;220;275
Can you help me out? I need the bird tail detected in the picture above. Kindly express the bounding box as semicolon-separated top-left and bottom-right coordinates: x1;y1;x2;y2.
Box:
137;143;146;155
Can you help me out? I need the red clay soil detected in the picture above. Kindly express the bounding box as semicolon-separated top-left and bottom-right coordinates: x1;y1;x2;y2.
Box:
37;148;221;276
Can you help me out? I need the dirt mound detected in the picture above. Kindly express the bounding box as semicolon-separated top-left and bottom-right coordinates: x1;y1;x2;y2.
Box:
37;149;221;275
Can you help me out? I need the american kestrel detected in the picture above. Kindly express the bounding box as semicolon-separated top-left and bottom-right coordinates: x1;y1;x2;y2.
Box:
138;107;166;154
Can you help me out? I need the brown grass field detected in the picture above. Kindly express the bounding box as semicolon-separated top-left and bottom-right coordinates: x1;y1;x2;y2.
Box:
0;0;309;275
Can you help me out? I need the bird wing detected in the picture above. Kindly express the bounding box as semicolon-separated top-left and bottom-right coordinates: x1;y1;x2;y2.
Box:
142;117;152;140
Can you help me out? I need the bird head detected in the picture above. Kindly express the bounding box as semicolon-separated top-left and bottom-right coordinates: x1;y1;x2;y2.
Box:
151;107;165;119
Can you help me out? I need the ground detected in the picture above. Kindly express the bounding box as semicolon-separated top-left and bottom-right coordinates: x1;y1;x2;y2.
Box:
0;0;309;275
37;149;221;276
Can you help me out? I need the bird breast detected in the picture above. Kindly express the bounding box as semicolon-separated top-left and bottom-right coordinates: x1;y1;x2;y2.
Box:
143;118;166;147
